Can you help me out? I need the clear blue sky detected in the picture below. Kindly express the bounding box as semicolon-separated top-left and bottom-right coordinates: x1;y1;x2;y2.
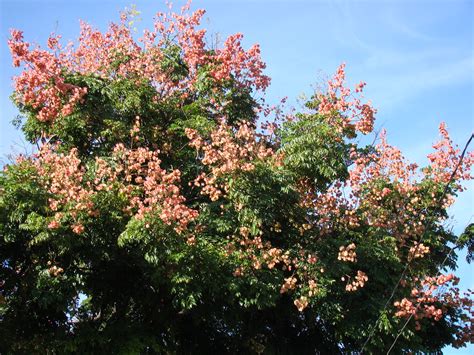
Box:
0;1;472;352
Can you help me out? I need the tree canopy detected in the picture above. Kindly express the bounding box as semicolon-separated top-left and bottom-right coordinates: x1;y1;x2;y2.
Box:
1;2;473;353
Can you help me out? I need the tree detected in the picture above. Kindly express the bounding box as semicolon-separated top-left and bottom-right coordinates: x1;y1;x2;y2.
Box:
1;2;473;353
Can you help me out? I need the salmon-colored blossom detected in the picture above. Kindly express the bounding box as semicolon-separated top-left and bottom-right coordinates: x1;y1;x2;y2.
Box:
33;143;197;235
8;2;269;123
317;63;376;135
186;121;275;201
394;274;472;343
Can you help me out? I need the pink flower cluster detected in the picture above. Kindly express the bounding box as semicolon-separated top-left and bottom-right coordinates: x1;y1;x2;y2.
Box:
34;146;94;234
317;63;376;134
426;122;474;191
228;227;293;273
34;143;197;235
343;270;368;292
186;121;275;201
212;33;270;91
394;274;472;342
294;296;309;312
408;242;430;261
112;144;198;233
309;122;473;250
304;180;359;236
8;30;87;122
346;131;428;242
280;276;297;294
338;243;357;263
8;1;270;123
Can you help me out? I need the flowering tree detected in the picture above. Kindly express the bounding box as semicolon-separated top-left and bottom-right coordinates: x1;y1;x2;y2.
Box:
1;2;473;353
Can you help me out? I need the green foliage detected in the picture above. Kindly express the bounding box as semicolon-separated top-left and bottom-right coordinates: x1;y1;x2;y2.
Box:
280;113;350;188
459;223;474;263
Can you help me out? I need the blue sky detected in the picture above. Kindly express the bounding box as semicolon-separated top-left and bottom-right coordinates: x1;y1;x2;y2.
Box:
0;0;472;352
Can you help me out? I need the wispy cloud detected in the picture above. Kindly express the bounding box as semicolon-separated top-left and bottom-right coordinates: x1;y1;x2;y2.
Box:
367;56;473;109
382;8;434;42
325;0;473;111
